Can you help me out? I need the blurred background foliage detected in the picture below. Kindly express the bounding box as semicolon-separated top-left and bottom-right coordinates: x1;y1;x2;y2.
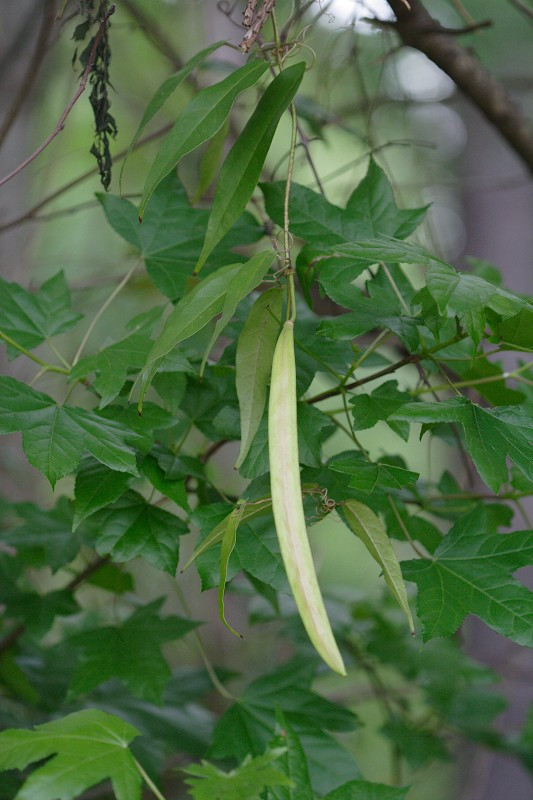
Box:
0;1;532;798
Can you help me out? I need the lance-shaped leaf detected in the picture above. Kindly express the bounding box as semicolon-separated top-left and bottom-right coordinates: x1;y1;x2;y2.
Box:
0;710;142;800
0;377;139;486
200;251;274;373
138;261;242;408
218;504;245;638
235;287;283;468
402;506;533;646
120;40;225;186
139;59;269;218
194;62;305;274
343;500;414;633
392;397;533;492
181;497;272;572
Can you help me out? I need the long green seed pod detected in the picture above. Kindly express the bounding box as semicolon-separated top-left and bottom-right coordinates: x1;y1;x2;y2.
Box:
268;320;346;676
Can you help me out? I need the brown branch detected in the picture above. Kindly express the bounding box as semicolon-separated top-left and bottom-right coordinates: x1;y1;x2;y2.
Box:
384;0;533;173
0;4;116;189
0;555;109;658
0;121;172;234
0;0;57;149
507;0;533;22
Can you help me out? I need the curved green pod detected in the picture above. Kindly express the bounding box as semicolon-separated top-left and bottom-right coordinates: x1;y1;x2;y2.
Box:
268;320;346;676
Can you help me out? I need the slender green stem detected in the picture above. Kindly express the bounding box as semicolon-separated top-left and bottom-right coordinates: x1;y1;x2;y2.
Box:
47;339;71;369
0;330;69;373
387;496;426;559
170;579;237;702
133;758;168;800
72;257;140;366
411;360;533;396
341;330;391;387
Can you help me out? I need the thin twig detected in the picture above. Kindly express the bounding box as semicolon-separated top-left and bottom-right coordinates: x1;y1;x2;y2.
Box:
71;257;140;366
0;4;116;189
0;0;56;148
0;122;172;234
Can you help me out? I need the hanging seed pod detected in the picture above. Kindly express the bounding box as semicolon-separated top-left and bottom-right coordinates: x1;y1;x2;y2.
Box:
268;320;346;676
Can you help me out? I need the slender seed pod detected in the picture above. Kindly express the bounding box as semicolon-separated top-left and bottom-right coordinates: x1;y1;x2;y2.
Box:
268;320;346;676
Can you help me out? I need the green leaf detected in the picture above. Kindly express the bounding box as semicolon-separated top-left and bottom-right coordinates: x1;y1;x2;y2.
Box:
120;41;225;185
70;331;153;408
195;62;305;273
210;661;358;792
495;306;533;349
192;116;230;202
269;713;313;800
1;588;78;638
68;600;199;702
330;456;418;494
183;498;271;571
0;377;139;486
261;159;425;251
0;710;141;800
343;500;414;632
183;749;291;800
100;176;263;300
218;505;244;637
4;498;82;571
82;490;188;574
350;381;410;430
138;259;258;409
402;505;533;645
392;397;533;491
324;780;409;800
74;459;133;530
0;271;81;356
200;251;274;373
235;287;283;468
425;260;528;346
239;403;335;479
318;281;419;350
140;454;190;512
139;60;269;218
381;718;448;768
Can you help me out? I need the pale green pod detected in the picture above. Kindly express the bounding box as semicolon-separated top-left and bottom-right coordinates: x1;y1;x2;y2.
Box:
268;321;346;676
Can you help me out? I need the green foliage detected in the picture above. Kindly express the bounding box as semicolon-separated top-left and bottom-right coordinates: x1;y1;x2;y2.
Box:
0;710;141;800
1;17;532;800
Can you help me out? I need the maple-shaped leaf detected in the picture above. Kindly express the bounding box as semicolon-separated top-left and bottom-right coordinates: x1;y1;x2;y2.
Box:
70;331;153;408
350;381;410;430
0;709;141;800
210;661;359;795
82;490;188;574
67;599;199;703
99;175;263;300
335;237;529;346
183;749;290;800
392;397;532;491
3;497;83;571
73;458;133;530
318;281;419;350
402;506;533;646
0;377;140;486
261;159;426;249
0;271;81;357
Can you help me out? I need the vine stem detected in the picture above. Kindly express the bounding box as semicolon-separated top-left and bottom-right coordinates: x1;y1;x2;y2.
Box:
133;758;168;800
72;257;140;366
0;331;69;374
170;579;237;702
0;5;116;188
411;360;533;396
